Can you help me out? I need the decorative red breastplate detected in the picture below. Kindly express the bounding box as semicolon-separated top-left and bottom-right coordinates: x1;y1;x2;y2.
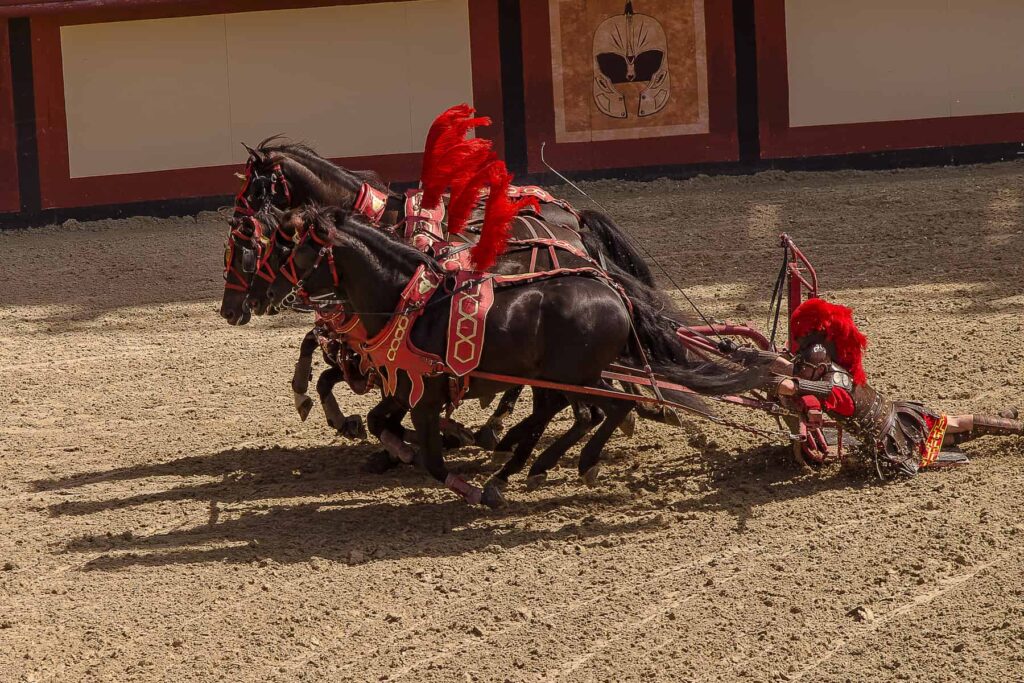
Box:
361;266;447;407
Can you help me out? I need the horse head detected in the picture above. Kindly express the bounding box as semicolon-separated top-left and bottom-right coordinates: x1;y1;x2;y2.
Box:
235;138;393;218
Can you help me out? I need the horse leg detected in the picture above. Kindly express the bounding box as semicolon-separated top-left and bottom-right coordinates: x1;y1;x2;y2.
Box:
475;386;525;450
317;366;365;439
525;399;604;490
364;397;411;474
411;404;496;508
291;329;318;421
577;399;634;487
439;417;476;449
487;390;568;494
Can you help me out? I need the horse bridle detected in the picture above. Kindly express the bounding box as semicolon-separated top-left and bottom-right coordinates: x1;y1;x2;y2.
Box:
275;221;341;308
223;219;263;293
224;157;293;294
234;159;292;218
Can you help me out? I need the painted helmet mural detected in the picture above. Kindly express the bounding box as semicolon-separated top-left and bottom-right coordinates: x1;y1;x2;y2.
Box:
592;1;671;119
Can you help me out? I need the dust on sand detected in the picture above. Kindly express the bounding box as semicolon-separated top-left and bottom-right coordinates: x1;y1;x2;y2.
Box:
1;162;1023;682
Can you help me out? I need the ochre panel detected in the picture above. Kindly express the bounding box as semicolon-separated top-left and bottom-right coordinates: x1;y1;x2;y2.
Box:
60;15;233;178
549;0;709;143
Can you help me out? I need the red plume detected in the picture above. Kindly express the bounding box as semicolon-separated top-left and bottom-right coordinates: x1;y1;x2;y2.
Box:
420;104;491;209
446;149;498;235
448;139;494;200
790;298;869;385
470;161;539;271
422;137;492;217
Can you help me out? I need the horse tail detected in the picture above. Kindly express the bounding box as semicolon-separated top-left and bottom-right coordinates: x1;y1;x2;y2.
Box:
579;209;657;287
624;293;772;396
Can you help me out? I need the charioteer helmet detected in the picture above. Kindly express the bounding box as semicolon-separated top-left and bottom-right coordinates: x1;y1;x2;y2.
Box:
789;298;869;385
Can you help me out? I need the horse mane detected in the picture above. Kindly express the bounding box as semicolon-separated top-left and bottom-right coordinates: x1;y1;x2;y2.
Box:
308;205;435;273
254;137;390;195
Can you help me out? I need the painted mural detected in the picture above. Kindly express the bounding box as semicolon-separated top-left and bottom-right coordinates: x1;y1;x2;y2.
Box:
549;0;709;142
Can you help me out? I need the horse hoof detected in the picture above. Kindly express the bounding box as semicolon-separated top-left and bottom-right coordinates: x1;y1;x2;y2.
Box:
294;394;314;422
474;427;499;451
484;476;508;492
581;465;601;488
489;450;514;465
363;449;399;474
525;473;547;491
618;411;636;437
441;421;476;448
663;409;685;428
341;416;367;440
481;482;507;509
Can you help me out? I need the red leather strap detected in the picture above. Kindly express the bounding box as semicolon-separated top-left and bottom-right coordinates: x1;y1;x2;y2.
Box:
354;183;389;224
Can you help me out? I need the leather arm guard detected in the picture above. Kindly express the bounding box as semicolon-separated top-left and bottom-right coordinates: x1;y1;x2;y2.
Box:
793;378;836;399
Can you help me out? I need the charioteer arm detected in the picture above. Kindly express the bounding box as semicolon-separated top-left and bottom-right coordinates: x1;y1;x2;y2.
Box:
727;347;796;394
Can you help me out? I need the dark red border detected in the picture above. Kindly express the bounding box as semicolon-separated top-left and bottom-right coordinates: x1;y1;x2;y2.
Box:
31;1;503;209
0;21;20;213
519;0;738;174
1;0;411;19
755;0;1024;158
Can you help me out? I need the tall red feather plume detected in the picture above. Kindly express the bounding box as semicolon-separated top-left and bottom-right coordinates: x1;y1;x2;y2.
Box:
447;139;494;200
422;137;492;216
446;149;498;235
470;161;540;271
420;104;491;209
790;298;869;385
423;104;473;160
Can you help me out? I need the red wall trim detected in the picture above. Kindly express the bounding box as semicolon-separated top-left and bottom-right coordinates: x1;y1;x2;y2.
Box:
1;0;411;19
519;0;738;174
0;21;20;213
755;0;1024;159
30;0;503;210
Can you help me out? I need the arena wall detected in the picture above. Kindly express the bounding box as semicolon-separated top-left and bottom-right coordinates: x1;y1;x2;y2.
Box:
3;0;1024;218
756;0;1024;157
18;0;502;209
0;20;18;213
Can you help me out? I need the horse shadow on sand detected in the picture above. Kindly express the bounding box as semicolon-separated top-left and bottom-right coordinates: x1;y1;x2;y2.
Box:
34;435;876;572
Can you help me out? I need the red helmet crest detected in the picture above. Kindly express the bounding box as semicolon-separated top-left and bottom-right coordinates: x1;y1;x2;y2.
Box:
790;298;868;385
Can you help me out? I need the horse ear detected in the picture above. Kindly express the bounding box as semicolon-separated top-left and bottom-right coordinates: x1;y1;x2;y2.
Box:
242;142;265;164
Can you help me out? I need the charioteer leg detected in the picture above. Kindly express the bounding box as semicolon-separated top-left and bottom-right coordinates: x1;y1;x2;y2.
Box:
947;411;1023;446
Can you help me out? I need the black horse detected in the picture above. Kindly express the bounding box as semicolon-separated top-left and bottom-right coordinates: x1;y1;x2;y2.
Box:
223;138;663;446
264;206;769;507
223;138;654;320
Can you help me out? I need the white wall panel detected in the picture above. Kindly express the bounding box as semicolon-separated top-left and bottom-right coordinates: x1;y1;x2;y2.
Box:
785;0;1024;127
61;15;233;178
60;1;473;177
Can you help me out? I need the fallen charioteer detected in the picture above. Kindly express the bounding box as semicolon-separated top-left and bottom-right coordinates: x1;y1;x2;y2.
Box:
732;298;1023;478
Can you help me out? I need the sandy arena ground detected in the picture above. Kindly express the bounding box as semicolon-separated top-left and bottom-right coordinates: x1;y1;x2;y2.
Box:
1;162;1023;682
